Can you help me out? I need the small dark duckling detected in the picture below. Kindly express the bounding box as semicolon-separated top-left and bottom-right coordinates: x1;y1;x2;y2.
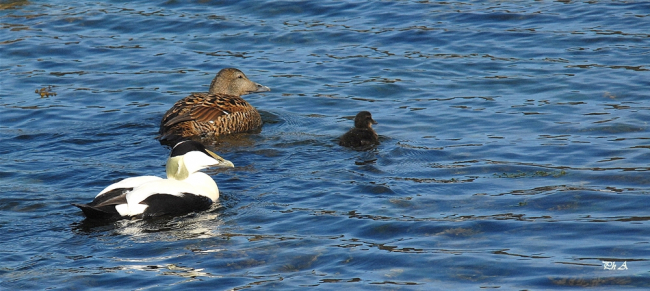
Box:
159;68;270;143
339;111;379;148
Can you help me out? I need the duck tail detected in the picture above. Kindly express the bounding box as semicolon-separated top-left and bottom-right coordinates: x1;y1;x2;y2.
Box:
72;203;121;220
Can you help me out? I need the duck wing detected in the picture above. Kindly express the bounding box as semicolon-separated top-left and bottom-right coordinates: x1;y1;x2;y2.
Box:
73;176;163;220
162;93;254;128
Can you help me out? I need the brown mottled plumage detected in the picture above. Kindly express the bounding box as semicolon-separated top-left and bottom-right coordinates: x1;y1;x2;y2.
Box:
159;68;270;143
339;111;379;148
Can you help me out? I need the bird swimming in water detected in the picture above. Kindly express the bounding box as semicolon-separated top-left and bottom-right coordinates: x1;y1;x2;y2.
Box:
339;111;379;148
72;140;234;220
158;68;270;144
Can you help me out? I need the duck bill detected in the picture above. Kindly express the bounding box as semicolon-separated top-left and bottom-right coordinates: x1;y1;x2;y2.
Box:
206;149;235;168
252;82;271;93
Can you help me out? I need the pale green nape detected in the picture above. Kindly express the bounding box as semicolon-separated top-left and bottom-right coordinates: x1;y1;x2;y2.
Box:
166;156;189;180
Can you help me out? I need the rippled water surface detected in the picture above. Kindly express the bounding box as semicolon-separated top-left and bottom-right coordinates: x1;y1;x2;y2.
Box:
2;0;650;289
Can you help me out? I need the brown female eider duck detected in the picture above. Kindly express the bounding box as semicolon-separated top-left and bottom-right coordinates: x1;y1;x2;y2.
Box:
339;111;379;148
72;140;234;220
158;68;270;143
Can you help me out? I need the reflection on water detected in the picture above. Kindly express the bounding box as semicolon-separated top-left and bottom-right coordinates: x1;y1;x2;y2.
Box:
2;0;650;290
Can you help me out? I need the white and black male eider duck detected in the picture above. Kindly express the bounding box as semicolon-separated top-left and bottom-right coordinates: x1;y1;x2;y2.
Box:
339;111;380;148
72;140;234;220
158;68;270;143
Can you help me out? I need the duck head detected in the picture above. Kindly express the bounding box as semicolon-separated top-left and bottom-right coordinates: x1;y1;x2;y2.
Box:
166;140;234;180
354;111;377;129
209;68;270;96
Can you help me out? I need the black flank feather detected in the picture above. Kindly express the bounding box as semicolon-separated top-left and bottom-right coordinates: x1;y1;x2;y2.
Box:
140;193;213;218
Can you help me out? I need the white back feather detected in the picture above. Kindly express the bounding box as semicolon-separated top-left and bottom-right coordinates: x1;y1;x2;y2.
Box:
97;176;162;197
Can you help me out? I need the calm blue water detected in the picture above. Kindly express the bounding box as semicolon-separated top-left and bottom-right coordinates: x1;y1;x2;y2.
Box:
2;0;650;289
